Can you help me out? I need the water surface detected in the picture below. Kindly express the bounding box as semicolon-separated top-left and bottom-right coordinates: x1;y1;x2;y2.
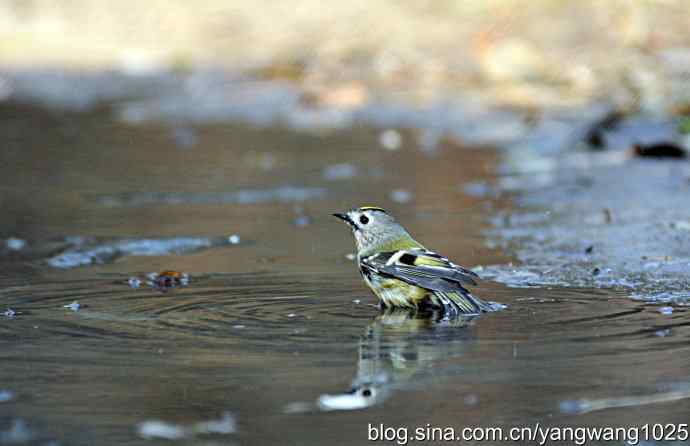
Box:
1;104;688;445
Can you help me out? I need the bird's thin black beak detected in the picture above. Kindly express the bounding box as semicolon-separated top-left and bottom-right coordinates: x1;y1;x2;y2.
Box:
332;212;356;228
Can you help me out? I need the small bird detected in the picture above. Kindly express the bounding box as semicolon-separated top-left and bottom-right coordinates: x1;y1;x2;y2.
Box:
333;206;500;316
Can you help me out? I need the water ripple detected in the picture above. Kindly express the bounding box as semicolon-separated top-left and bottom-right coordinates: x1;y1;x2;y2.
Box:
0;272;370;346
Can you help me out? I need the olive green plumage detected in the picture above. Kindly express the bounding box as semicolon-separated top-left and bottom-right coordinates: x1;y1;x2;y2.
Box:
333;207;501;316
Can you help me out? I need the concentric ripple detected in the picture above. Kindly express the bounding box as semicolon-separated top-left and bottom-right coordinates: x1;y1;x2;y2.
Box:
0;271;375;348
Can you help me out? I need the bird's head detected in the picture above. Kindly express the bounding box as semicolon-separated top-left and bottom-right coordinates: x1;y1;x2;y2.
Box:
332;206;412;255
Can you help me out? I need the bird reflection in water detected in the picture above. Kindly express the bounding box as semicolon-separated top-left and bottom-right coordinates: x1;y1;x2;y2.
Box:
288;309;477;412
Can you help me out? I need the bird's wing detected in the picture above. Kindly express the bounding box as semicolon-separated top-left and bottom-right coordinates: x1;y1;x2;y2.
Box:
361;249;480;291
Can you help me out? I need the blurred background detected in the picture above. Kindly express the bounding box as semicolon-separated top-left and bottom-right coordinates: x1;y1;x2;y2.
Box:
2;0;689;115
2;2;690;445
2;0;690;291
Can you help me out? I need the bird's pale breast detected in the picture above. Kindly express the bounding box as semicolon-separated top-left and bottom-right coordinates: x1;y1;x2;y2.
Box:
364;273;428;308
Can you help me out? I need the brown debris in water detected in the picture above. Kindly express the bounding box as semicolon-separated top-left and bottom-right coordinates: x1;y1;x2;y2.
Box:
151;271;190;291
127;271;191;292
633;142;687;159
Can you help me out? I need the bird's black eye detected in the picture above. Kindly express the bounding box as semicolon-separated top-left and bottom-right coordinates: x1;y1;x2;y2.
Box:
359;215;369;225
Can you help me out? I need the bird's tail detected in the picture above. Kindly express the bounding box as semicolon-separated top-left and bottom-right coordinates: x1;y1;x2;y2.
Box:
432;289;503;316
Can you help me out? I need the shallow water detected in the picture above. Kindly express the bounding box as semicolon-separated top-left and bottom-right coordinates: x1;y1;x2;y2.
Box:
1;104;689;445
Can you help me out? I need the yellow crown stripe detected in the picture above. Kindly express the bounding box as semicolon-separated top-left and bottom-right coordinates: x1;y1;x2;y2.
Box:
359;206;387;213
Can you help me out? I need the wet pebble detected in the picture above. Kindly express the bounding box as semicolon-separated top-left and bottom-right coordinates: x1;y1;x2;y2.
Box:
0;390;14;403
658;306;674;315
379;129;402;151
137;421;185;440
63;301;81;312
137;412;235;440
228;234;241;245
4;237;26;251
